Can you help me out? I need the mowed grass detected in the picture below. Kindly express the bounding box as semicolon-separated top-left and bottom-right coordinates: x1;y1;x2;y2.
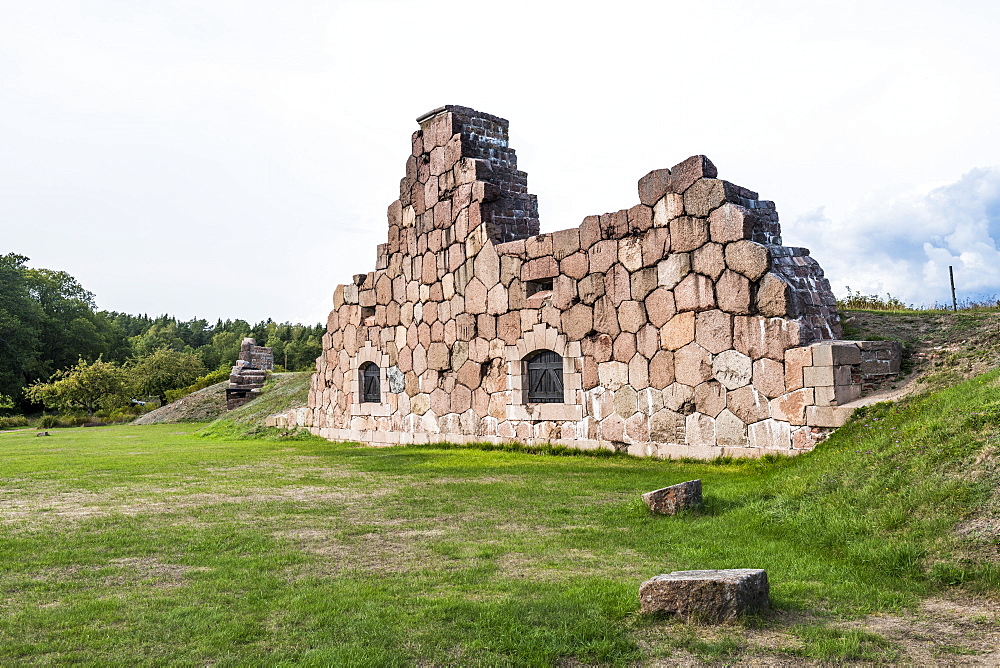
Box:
1;370;998;665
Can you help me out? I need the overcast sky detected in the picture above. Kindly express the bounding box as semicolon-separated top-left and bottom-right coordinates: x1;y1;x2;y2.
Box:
3;0;999;323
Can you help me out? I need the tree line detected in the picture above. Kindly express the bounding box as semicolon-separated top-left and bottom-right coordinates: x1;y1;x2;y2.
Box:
0;253;323;413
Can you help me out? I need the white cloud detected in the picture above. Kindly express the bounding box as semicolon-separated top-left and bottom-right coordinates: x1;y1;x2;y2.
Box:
787;167;1000;306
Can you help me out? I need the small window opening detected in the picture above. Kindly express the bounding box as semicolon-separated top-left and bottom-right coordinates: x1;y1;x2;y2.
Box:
526;278;553;297
526;349;564;403
359;362;380;403
360;306;375;320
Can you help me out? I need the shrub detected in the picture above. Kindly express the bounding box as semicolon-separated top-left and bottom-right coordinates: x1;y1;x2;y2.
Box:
0;394;16;416
38;415;67;429
0;416;28;430
100;408;142;424
837;288;912;311
25;358;131;416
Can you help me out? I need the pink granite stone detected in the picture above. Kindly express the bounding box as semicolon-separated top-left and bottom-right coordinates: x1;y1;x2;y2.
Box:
752;358;786;399
694;309;733;354
645;287;677;328
674;342;713;386
674;273;716;312
669;217;710;253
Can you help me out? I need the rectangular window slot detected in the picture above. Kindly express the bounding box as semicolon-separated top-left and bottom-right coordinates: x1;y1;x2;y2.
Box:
360;306;375;320
526;278;553;297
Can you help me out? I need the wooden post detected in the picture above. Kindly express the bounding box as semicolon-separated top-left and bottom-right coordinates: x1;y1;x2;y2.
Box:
949;266;957;311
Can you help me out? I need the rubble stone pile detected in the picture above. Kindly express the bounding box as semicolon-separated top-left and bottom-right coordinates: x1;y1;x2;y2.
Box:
268;106;901;457
226;338;274;410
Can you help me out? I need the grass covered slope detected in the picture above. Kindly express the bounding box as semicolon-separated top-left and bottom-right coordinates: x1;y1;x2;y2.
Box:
843;308;1000;391
0;370;996;664
199;371;311;439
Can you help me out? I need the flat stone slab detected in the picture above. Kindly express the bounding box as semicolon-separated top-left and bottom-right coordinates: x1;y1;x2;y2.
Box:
639;569;769;621
642;479;702;515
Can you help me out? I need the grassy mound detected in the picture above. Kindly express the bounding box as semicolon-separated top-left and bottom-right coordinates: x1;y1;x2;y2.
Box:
199;372;311;439
131;381;228;425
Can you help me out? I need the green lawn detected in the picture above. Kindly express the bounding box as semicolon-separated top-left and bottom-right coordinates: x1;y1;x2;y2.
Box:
1;370;997;665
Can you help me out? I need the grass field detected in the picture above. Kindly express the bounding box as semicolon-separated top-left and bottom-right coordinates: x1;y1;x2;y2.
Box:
1;369;998;665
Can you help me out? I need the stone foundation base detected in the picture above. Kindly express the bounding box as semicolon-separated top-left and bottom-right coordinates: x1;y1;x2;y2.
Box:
271;422;817;459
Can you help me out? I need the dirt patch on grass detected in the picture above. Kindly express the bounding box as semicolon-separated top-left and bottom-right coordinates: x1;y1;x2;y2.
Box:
30;557;207;590
633;595;1000;665
853;596;1000;664
278;527;447;576
0;484;396;530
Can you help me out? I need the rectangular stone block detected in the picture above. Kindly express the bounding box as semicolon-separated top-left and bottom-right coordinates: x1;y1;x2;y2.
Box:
833;365;853;386
806;405;856;427
769;388;814;425
638;168;672;206
747;418;791;449
835;383;860;403
861;359;895;375
802;365;834;387
811;342;861;366
552;228;581;260
642;479;702;515
520;256;559;281
812;382;860;407
784;346;812;392
639;569;769;621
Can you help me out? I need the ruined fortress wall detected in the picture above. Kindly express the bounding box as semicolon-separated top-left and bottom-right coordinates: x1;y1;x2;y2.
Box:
284;106;897;457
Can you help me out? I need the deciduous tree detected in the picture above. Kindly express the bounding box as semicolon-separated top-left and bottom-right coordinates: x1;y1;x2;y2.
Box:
128;348;204;404
24;358;130;416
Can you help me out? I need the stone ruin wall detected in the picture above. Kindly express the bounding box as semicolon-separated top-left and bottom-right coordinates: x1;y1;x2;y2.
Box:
226;337;274;410
276;105;901;457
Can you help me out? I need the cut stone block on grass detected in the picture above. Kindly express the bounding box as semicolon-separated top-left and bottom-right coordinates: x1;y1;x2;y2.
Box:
642;479;702;515
639;569;770;621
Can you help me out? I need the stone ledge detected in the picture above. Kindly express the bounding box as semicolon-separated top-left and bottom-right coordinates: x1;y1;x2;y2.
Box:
350;403;392;417
506;403;583;421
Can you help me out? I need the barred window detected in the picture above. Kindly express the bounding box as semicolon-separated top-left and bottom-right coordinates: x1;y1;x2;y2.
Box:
526;350;564;403
359;362;380;403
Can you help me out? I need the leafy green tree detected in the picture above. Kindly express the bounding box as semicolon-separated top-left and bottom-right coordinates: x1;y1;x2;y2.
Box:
128;348;204;404
0;253;44;397
130;322;191;357
203;330;243;371
24;358;130;416
23;267;129;373
177;318;210;348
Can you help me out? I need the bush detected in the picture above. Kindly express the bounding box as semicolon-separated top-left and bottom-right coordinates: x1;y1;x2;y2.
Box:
0;416;29;430
38;415;68;429
0;394;17;416
838;288;912;311
99;408;143;424
164;367;232;403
